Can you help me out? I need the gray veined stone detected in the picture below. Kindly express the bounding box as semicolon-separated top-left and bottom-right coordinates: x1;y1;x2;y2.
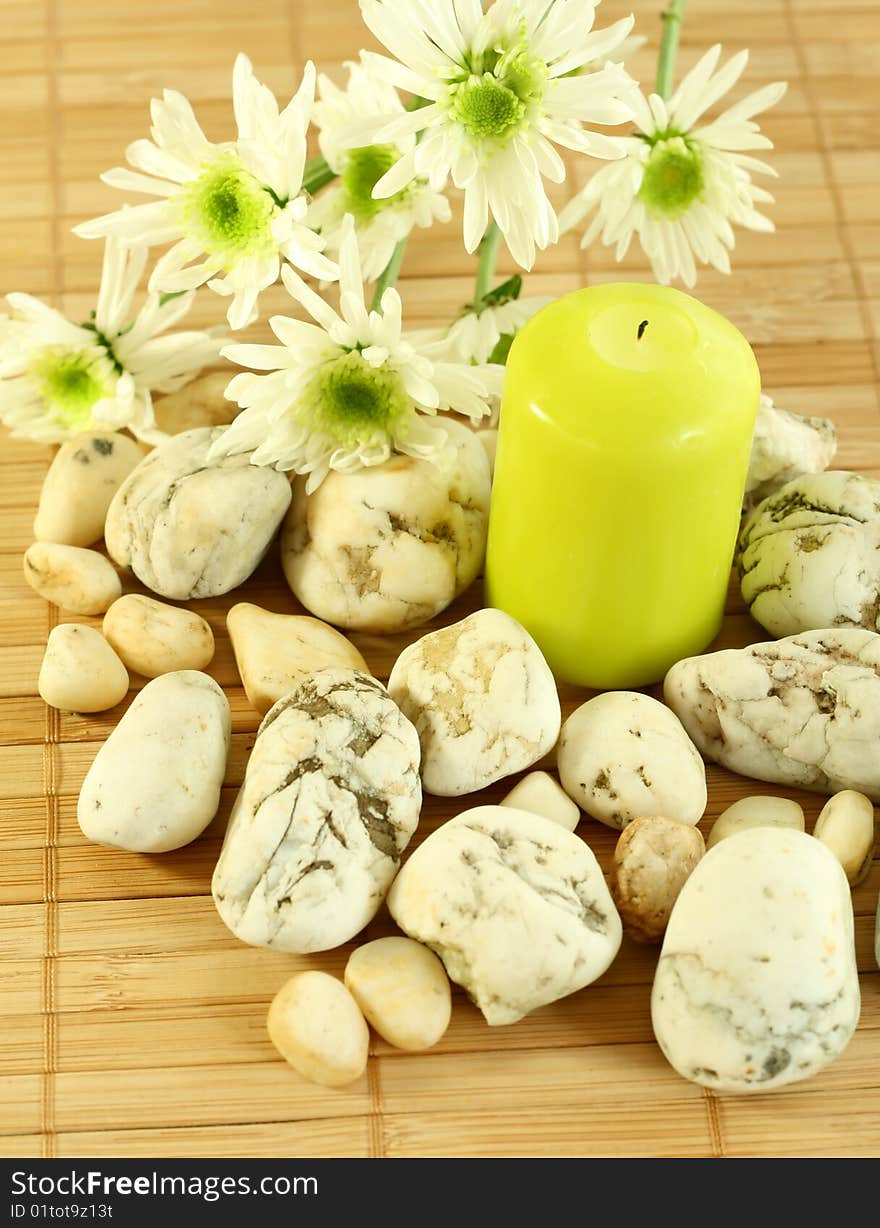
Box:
105;426;291;599
652;827;859;1093
212;667;422;954
744;394;837;513
739;471;880;638
388;805;622;1025
664;628;880;801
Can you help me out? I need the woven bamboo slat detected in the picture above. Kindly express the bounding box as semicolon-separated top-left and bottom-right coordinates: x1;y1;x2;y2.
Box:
0;0;878;1158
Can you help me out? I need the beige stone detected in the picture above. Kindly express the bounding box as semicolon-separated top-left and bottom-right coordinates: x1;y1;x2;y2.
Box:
103;594;214;678
707;795;805;850
227;603;368;715
38;624;129;713
281;419;491;633
34;431;144;547
23;542;121;615
267;972;369;1088
813;790;876;886
388;608;561;797
478;428;498;478
611;817;705;944
344;937;451;1052
500;771;579;831
152;372;239;435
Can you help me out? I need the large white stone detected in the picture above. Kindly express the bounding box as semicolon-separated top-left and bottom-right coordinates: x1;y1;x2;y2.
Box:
77;671;230;852
34;431;144;547
557;692;706;830
212;668;422;953
652;827;860;1093
739;472;880;637
280;420;491;632
105;427;291;599
388;608;561;797
388;805;622;1026
664;628;880;801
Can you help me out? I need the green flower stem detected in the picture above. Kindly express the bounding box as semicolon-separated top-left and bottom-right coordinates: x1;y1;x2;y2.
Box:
656;0;688;101
370;237;408;312
302;154;337;195
474;221;503;304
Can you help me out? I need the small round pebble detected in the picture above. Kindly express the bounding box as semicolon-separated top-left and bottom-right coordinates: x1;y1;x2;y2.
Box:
34;431;144;547
813;790;876;886
23;542;121;615
103;594;214;678
500;771;580;832
707;795;805;850
267;972;369;1088
38;624;129;712
610;816;705;943
344;937;452;1052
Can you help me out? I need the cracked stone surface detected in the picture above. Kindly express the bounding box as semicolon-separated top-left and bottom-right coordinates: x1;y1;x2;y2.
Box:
212;667;422;954
388;607;561;797
388;805;622;1025
652;827;859;1093
78;671;230;852
738;471;880;637
280;420;491;633
557;691;706;830
744;394;837;513
664;628;880;801
105;427;292;599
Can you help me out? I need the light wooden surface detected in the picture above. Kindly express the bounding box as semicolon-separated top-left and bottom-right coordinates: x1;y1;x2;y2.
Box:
1;0;879;1159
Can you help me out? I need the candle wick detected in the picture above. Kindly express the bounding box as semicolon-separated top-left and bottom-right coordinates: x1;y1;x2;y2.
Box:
637;319;649;340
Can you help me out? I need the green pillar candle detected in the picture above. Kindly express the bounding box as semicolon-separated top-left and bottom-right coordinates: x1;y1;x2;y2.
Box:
485;282;760;689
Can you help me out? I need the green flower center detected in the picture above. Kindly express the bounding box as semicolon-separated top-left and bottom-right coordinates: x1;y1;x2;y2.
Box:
447;25;547;145
304;351;410;448
178;152;278;261
450;75;525;140
341;144;408;221
638;136;705;219
30;346;113;430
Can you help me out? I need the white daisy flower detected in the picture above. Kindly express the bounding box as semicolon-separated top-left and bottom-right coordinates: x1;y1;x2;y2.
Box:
209;215;504;492
413;290;552;364
73;55;338;329
0;236;221;445
307;56;451;281
353;0;637;270
560;44;787;287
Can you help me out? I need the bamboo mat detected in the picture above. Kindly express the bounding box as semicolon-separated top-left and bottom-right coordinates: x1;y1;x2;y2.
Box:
1;0;879;1160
